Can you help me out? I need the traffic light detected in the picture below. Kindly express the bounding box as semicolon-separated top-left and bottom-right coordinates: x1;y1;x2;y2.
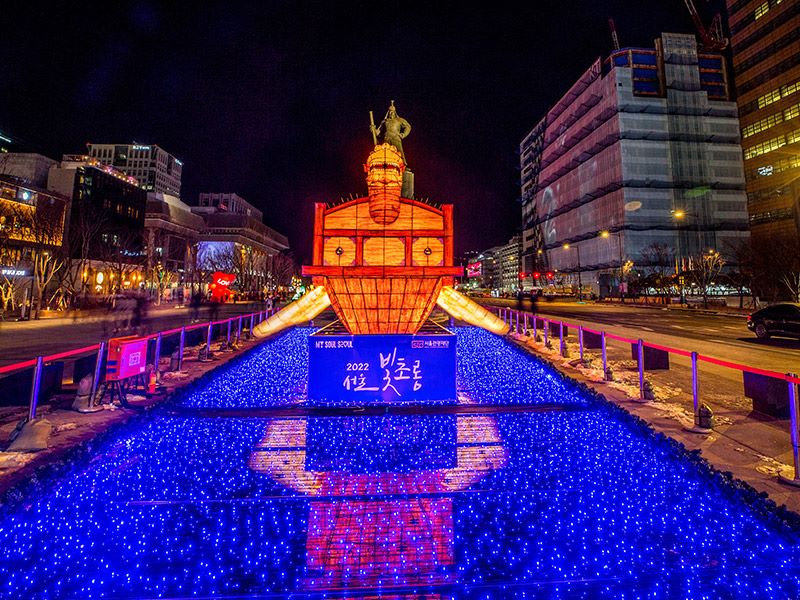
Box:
533;271;541;279
546;271;554;280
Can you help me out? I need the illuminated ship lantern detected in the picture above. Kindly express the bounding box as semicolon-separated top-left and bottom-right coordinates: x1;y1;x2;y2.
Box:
365;143;404;225
253;102;507;338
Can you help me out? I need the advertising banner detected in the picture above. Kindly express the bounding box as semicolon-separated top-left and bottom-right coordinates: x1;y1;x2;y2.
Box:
466;262;482;278
308;334;457;402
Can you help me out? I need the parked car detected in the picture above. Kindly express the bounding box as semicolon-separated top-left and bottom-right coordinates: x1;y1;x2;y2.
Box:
747;303;800;339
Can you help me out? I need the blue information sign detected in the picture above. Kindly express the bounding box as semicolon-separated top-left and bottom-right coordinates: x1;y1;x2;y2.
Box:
308;334;457;402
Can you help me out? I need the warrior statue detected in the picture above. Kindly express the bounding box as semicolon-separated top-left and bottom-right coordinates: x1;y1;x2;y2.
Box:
370;100;412;164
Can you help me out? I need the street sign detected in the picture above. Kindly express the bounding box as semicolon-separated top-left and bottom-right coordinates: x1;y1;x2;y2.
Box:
308;333;457;402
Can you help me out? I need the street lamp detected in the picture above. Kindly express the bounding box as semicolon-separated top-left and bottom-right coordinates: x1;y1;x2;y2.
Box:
562;243;583;301
600;230;625;302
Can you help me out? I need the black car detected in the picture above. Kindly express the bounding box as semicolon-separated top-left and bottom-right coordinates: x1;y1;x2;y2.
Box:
747;303;800;339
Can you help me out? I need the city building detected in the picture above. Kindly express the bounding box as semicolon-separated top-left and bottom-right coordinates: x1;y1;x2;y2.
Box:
725;0;800;243
497;235;521;293
198;192;262;218
145;193;205;301
0;176;67;311
0;153;58;188
192;193;289;295
520;32;750;296
48;155;148;291
86;143;182;196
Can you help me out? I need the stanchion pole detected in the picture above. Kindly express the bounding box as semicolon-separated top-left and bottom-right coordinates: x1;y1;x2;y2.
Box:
249;314;255;335
559;321;565;356
237;316;243;340
601;331;609;380
178;326;186;370
780;374;800;486
90;341;106;406
533;315;537;339
637;339;646;400
543;319;549;346
28;356;44;421
578;326;584;361
523;313;528;336
226;320;232;345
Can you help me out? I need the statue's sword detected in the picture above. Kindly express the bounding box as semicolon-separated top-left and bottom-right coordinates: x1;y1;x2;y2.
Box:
369;110;378;145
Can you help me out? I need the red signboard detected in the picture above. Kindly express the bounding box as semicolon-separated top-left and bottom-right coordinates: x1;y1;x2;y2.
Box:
466;262;482;278
106;336;148;381
210;271;236;302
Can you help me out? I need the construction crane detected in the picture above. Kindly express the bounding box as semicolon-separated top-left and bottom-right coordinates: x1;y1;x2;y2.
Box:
608;18;621;51
683;0;728;51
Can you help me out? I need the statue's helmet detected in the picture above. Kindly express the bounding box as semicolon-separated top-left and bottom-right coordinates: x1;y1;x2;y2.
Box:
387;101;397;117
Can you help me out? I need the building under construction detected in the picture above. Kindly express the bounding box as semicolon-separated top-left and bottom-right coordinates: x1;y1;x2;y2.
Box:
520;32;749;296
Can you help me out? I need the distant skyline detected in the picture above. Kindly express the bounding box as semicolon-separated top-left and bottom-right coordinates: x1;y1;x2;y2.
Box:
1;1;724;261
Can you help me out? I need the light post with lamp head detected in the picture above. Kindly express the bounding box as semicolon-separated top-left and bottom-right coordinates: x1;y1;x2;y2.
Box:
562;243;582;302
599;230;624;302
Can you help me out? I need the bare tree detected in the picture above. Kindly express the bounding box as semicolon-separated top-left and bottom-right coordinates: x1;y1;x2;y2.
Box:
722;238;755;309
688;249;726;309
271;250;298;292
100;230;144;292
13;198;66;319
640;243;675;303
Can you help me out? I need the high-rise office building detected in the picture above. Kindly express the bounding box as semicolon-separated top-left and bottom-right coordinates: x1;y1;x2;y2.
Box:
86;143;182;196
725;0;800;243
520;33;749;296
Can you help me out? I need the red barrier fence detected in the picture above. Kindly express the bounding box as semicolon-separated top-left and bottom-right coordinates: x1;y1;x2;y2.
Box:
0;308;278;422
493;306;800;487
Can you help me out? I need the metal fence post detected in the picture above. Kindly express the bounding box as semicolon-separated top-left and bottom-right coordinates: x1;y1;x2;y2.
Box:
601;331;609;380
533;315;537;339
237;316;243;340
178;326;186;370
523;313;528;336
779;374;800;486
28;356;44;421
559;321;565;355
543;319;549;346
206;321;213;350
90;341;106;405
515;310;520;334
685;351;712;433
249;313;255;335
226;320;232;345
637;339;646;400
154;333;162;371
578;326;584;361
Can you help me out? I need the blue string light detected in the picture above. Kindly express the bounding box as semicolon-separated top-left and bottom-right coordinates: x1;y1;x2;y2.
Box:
0;327;798;596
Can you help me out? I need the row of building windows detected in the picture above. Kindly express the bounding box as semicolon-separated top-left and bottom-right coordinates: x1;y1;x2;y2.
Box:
747;155;800;181
749;207;794;225
747;185;791;204
735;26;800;81
755;0;782;20
756;77;800;109
742;101;800;138
743;127;800;160
732;1;800;56
739;51;800;95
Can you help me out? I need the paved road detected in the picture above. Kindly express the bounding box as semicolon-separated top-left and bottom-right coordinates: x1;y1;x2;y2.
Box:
482;298;800;374
0;303;270;367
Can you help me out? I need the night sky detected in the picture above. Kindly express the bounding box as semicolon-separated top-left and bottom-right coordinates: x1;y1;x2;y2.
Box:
2;1;721;262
